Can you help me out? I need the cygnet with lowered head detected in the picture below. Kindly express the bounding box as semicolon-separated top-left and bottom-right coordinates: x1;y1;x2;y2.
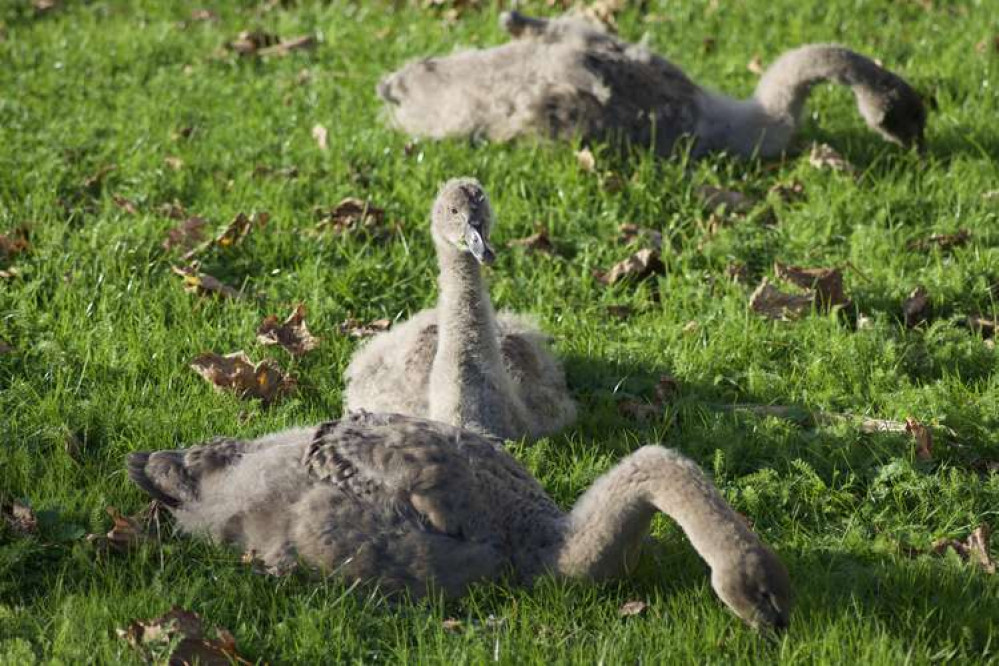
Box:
126;411;792;632
378;11;926;159
344;178;576;442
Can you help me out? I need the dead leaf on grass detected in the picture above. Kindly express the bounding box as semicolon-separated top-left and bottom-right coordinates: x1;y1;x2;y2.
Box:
33;0;59;13
618;375;679;423
932;524;996;574
606;304;633;319
82;164;116;193
191;351;296;403
0;266;22;280
774;263;849;308
0;226;30;260
902;286;930;328
253;164;299;179
118;606;254;666
87;506;153;553
748;278;814;320
508;225;555;254
158;200;188;220
2;500;38;535
726;262;749;283
618;600;648;617
164;156;184;171
111;194;138;215
617;223;662;251
171;265;242;299
227;29;280;55
442;618;464;633
182;212;268;258
575;147;596;172
808;142;855;173
975;36;999;55
595;249;665;285
966;314;998;338
257;304;319;356
162;216;208;252
905;417;933;461
314;198;389;237
695;185;756;215
907;229;970;252
768;180;806;203
0;340;12;355
257;35;316;57
338;318;392;338
312;124;329;150
746;55;765;75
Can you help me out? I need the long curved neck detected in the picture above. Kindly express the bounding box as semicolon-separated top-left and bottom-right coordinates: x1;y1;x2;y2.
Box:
554;446;759;580
428;242;507;433
753;44;884;124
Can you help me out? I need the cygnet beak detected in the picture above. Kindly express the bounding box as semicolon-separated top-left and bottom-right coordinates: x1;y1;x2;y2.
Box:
465;226;495;265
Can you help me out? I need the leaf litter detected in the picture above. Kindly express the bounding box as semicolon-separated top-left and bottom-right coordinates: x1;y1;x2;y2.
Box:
907;229;971;252
595;248;665;285
617;375;679;423
118;606;254;666
171;265;242;299
902;286;930;328
808;143;856;173
191;351;296;403
905;417;934;461
257;304;320;356
2;500;38;535
507;225;555;254
313;198;391;238
750;263;849;320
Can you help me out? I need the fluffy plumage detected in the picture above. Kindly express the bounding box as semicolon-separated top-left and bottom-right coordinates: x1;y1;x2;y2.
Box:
127;411;792;631
378;11;926;158
344;178;576;441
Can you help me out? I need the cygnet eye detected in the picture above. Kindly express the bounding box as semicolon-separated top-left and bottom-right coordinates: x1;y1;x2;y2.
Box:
450;207;458;215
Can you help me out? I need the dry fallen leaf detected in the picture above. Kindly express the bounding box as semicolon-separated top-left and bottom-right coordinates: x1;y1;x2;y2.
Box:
171;265;242;299
695;185;756;215
809;142;855;173
257;35;316;57
932;524;996;575
112;194;138;215
617;223;663;251
774;263;849;308
164;156;184;171
905;417;933;461
966;314;998;338
618;600;648;617
907;229;971;252
82;164;116;192
726;262;749;283
0;340;12;355
162;216;208;252
182;212;268;259
158;200;188;220
0;266;22;280
2;500;38;535
975;36;999;55
596;249;665;285
768;180;806;203
314;198;389;237
118;606;254;666
87;505;154;553
0;226;30;260
191;351;295;403
749;278;814;320
228;29;280;55
902;286;930;328
338;317;392;338
312;124;329;151
618;375;679;423
507;226;555;254
442;618;464;633
257;304;319;356
746;54;765;75
575;147;596;172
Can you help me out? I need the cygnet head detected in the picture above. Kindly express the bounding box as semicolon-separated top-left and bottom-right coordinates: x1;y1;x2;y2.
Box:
431;178;496;264
856;73;927;151
711;545;792;634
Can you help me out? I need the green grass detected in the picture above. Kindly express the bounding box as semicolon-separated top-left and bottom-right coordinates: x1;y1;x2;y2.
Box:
2;0;999;663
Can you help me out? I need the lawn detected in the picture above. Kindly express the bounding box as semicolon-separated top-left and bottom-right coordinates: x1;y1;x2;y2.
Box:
2;0;998;663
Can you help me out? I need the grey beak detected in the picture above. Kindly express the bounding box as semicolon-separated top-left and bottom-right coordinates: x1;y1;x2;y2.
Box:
465;226;495;265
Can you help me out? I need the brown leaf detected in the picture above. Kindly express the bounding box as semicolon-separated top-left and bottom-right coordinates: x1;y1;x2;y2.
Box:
618;374;679;423
33;0;58;13
507;226;554;254
171;265;242;299
0;340;12;355
190;8;218;21
575;147;596;172
101;506;151;552
312;124;329;150
118;606;254;666
618;600;648;617
162;216;208;252
0;226;30;260
617;223;662;251
228;29;280;55
808;143;855;173
338;318;392;339
902;286;930;328
256;35;316;57
768;180;806;203
654;374;680;404
111;194;138;215
702;36;716;54
314;198;388;237
907;229;971;252
597;249;665;285
726;262;749;283
905;417;933;461
746;55;765;75
749;278;814;320
82;164;116;192
966;524;996;574
695;185;755;215
975;36;999;55
774;263;849;308
191;351;295;403
257;304;320;356
164;156;184;171
966;314;998;338
442;618;463;633
183;212;267;259
2;500;38;535
0;267;22;280
158;200;188;220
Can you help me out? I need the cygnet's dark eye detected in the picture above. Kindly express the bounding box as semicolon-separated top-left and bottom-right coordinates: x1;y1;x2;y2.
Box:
450;207;458;215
